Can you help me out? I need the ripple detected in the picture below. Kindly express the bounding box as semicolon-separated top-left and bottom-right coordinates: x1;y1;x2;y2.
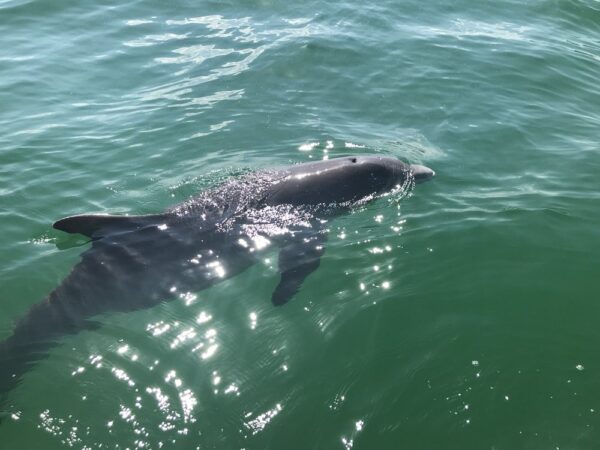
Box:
123;32;190;48
408;18;532;42
154;43;237;65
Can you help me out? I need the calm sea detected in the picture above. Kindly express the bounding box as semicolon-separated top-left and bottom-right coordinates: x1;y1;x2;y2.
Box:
1;0;599;448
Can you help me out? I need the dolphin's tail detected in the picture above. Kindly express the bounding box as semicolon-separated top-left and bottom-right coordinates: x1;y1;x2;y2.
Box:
0;289;98;422
0;338;28;424
0;339;20;395
0;340;15;424
0;332;53;422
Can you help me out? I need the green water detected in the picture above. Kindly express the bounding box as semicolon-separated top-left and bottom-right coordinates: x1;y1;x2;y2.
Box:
1;0;599;448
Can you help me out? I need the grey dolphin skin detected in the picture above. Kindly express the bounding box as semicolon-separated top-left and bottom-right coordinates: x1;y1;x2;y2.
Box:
0;155;434;411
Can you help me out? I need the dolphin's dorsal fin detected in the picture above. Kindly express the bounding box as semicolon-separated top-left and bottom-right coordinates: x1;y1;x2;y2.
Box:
53;214;168;239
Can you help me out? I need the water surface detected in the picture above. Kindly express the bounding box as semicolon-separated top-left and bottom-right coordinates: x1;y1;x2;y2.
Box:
1;0;600;449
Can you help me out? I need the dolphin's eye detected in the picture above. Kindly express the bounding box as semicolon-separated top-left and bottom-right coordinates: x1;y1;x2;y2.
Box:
351;158;357;163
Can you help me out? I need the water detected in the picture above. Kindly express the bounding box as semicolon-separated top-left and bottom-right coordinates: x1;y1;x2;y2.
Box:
1;0;599;448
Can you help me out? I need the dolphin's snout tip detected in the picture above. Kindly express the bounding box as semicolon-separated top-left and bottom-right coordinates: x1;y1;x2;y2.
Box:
410;164;435;184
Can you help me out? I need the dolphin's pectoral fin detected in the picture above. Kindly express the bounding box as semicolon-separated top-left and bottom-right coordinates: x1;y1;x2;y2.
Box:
53;214;169;239
271;231;327;306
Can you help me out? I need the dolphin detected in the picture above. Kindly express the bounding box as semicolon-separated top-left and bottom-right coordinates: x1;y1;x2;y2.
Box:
0;155;434;409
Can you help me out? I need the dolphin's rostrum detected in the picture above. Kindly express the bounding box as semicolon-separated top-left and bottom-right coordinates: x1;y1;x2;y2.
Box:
0;155;434;409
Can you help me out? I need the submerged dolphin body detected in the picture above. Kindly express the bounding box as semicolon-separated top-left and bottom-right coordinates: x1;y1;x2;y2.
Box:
0;155;434;408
